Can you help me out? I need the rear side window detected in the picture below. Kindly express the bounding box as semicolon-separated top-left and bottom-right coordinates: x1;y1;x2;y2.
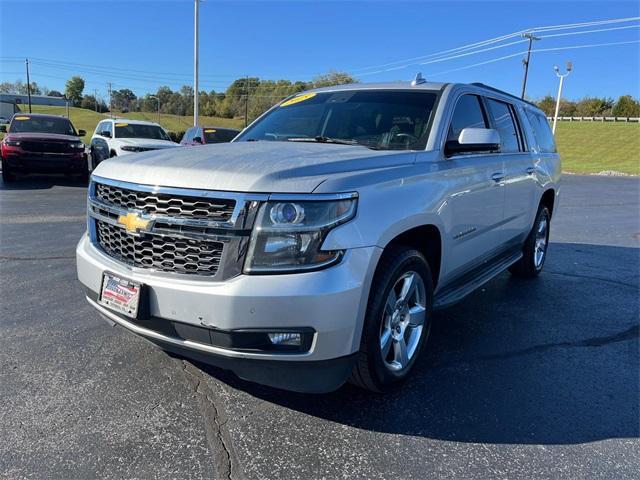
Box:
447;94;487;142
485;98;521;153
526;110;557;153
204;129;237;143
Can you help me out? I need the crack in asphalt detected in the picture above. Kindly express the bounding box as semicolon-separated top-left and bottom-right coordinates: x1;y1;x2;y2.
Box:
545;270;638;290
0;214;86;224
180;360;240;480
0;255;75;261
481;325;639;361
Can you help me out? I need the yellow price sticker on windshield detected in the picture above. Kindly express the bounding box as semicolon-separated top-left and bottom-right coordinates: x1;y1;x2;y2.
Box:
280;93;316;107
14;116;30;120
204;129;217;133
115;123;128;127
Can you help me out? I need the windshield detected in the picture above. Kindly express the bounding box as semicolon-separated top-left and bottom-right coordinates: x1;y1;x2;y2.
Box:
204;128;238;143
9;115;77;135
114;123;170;141
237;90;438;150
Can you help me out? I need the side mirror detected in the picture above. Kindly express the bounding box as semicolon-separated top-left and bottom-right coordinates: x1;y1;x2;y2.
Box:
78;129;86;137
192;136;203;144
100;130;111;138
445;128;500;156
0;125;6;133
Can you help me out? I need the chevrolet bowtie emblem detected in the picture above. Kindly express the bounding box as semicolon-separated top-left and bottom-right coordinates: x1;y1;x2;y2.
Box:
117;212;153;234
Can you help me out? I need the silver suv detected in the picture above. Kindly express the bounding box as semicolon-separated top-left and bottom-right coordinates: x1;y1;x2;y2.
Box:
76;80;560;393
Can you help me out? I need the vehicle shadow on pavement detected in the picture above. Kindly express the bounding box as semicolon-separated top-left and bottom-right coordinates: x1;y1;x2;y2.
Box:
193;242;639;445
0;175;88;190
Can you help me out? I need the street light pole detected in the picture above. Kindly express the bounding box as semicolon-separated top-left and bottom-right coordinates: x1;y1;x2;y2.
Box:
150;95;160;124
552;62;573;135
193;0;199;127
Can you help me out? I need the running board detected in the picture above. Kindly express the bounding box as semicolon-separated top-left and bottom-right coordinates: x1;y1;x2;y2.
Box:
433;250;523;310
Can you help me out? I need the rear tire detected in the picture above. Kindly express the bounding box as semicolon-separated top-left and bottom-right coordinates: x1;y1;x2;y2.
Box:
509;205;551;277
1;159;15;183
349;246;434;392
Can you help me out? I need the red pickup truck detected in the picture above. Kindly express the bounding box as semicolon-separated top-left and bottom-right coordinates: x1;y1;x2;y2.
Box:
0;113;89;182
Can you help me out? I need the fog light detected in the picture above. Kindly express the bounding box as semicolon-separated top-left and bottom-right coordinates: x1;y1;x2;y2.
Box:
268;332;302;346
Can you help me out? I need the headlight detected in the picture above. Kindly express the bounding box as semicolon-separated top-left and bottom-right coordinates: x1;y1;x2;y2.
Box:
3;139;20;146
70;141;85;149
244;195;357;274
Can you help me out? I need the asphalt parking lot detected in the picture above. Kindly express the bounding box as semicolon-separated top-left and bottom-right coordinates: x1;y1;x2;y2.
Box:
1;174;638;479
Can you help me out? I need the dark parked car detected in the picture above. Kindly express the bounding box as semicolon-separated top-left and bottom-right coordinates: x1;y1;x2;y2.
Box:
0;113;88;182
180;126;240;146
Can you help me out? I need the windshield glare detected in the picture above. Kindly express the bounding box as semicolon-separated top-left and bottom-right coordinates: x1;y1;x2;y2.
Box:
115;123;170;141
9;116;76;135
237;90;438;150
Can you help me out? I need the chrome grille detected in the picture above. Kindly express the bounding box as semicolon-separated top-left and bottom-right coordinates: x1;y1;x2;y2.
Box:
95;182;235;221
96;220;223;275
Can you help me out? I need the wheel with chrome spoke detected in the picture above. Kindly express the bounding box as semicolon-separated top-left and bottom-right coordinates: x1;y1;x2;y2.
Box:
349;246;434;392
380;271;426;372
510;205;551;277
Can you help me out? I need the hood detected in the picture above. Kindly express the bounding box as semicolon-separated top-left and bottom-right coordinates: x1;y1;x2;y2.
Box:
93;141;417;193
115;138;178;149
6;132;80;142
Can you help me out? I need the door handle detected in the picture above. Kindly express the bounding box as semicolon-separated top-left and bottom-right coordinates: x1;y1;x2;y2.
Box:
491;172;505;183
525;167;535;175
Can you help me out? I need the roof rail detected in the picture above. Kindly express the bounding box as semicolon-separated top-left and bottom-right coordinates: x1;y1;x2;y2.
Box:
470;82;538;108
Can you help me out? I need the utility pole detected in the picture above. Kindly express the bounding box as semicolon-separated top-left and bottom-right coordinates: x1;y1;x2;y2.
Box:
244;76;249;128
107;82;113;118
193;0;199;127
25;58;32;113
552;62;573;135
521;32;540;99
93;89;99;112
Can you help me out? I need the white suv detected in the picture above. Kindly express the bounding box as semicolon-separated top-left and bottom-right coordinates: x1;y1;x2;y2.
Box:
89;118;178;167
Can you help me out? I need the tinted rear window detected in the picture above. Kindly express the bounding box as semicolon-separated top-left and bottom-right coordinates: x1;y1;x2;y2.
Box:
526;110;557;153
204;129;238;143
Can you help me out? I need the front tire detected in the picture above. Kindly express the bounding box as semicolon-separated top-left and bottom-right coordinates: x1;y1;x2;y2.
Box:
349;246;434;392
1;159;15;183
509;205;551;277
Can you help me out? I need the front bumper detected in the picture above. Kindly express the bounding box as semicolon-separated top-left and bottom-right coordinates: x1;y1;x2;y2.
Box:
4;152;86;173
76;235;381;392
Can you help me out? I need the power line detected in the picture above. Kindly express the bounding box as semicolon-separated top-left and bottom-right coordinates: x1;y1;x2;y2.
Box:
346;16;640;77
429;39;640;77
538;24;640;38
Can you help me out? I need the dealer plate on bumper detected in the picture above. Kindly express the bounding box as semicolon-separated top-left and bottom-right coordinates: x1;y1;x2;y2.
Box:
99;272;141;318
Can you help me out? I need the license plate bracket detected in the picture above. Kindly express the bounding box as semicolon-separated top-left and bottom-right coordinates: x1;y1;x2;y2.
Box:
99;272;142;319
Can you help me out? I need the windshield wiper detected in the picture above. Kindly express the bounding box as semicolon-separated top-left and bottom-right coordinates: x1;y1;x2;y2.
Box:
287;136;361;147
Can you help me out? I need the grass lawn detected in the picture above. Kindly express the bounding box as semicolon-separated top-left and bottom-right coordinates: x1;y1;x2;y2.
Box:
554;122;640;175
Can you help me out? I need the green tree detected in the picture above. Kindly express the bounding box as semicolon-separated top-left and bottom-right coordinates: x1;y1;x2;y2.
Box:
535;95;556;116
574;97;613;117
612;95;640;117
111;88;137;111
65;76;85;107
309;71;357;88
